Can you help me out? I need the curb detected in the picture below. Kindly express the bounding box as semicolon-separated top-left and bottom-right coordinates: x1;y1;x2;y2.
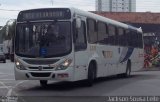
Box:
138;67;160;71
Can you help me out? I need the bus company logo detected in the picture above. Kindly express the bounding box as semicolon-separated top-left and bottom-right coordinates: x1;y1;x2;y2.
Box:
38;66;43;71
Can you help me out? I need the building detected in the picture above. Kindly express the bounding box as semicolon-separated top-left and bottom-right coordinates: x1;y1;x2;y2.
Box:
95;0;136;12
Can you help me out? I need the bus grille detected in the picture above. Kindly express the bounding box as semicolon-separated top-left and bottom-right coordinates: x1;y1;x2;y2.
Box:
30;72;51;77
23;59;59;65
28;67;54;70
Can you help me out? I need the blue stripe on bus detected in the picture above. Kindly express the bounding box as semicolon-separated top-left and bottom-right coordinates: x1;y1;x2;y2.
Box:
120;47;134;63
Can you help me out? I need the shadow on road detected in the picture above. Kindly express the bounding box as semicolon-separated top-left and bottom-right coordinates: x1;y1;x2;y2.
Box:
23;76;125;91
23;72;157;92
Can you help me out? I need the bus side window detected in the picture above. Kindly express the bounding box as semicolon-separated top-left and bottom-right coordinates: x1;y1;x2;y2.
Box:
129;30;134;47
135;32;139;48
131;30;138;48
125;30;130;47
87;19;97;43
137;33;143;48
108;25;116;45
97;22;108;44
118;27;125;46
75;21;87;51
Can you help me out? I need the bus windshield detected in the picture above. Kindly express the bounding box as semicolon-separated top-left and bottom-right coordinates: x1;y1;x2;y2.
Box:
15;21;71;58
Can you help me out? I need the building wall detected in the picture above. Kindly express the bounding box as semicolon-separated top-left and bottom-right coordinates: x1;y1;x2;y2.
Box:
96;0;110;11
131;0;136;12
95;0;136;12
93;12;160;24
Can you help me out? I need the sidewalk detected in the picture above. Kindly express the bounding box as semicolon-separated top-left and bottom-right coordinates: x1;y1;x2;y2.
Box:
139;67;160;71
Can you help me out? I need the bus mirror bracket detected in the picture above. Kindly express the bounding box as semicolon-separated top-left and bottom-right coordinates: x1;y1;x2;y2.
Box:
76;18;81;28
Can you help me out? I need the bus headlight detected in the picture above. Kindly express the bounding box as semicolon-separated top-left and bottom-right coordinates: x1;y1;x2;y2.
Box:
15;60;26;70
55;59;72;70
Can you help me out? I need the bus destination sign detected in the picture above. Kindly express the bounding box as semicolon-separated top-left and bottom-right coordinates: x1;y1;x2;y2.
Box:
17;8;71;22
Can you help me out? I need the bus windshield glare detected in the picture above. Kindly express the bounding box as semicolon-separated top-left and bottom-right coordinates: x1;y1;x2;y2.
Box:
15;21;71;58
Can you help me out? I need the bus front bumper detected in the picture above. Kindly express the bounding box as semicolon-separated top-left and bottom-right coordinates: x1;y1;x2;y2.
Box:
14;66;74;81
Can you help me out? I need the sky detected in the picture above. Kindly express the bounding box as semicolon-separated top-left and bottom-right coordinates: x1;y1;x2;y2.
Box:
0;0;160;26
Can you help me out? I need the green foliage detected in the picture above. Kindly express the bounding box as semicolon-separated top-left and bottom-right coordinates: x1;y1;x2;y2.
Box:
0;25;7;43
0;20;16;42
7;21;16;40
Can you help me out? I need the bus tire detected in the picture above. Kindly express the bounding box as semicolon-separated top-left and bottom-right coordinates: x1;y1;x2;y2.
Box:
3;59;6;63
124;61;131;77
118;61;131;78
86;62;96;87
40;80;48;87
10;54;14;62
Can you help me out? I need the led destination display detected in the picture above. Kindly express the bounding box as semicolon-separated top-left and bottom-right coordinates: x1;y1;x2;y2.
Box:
17;8;71;22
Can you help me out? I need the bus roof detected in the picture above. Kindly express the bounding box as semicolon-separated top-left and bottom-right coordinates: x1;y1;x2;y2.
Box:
17;7;143;33
70;7;142;33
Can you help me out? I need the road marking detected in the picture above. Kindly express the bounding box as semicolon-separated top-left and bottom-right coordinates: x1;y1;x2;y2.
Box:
0;72;4;74
6;89;13;96
0;86;12;88
0;80;27;102
0;74;14;76
0;80;27;97
0;81;10;90
6;81;28;102
6;80;28;96
0;79;15;81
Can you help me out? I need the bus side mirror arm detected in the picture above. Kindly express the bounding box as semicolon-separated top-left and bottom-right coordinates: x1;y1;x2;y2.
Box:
73;18;80;43
73;29;78;44
76;18;81;29
73;19;78;44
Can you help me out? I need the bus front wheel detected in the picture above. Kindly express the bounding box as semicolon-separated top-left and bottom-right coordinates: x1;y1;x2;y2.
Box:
86;63;96;87
40;80;48;87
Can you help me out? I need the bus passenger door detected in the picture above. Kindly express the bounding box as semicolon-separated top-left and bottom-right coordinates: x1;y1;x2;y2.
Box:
117;46;128;74
105;25;122;75
73;17;89;81
116;28;128;74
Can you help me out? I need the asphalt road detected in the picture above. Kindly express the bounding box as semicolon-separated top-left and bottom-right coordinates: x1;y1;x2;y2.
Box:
0;60;160;102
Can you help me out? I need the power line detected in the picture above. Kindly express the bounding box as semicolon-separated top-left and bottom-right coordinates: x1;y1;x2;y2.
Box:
0;1;160;12
0;9;20;11
51;0;53;6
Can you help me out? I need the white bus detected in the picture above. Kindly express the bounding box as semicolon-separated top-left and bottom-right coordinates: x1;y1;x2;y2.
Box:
14;8;144;86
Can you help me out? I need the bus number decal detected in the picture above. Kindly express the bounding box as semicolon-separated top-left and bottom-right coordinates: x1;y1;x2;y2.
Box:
90;45;96;51
102;51;113;58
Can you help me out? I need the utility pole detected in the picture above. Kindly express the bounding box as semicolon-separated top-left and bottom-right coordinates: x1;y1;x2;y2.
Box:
51;0;53;6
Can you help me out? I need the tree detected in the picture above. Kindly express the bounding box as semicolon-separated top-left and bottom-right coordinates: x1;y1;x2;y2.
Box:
6;20;16;40
0;20;16;42
0;25;7;43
